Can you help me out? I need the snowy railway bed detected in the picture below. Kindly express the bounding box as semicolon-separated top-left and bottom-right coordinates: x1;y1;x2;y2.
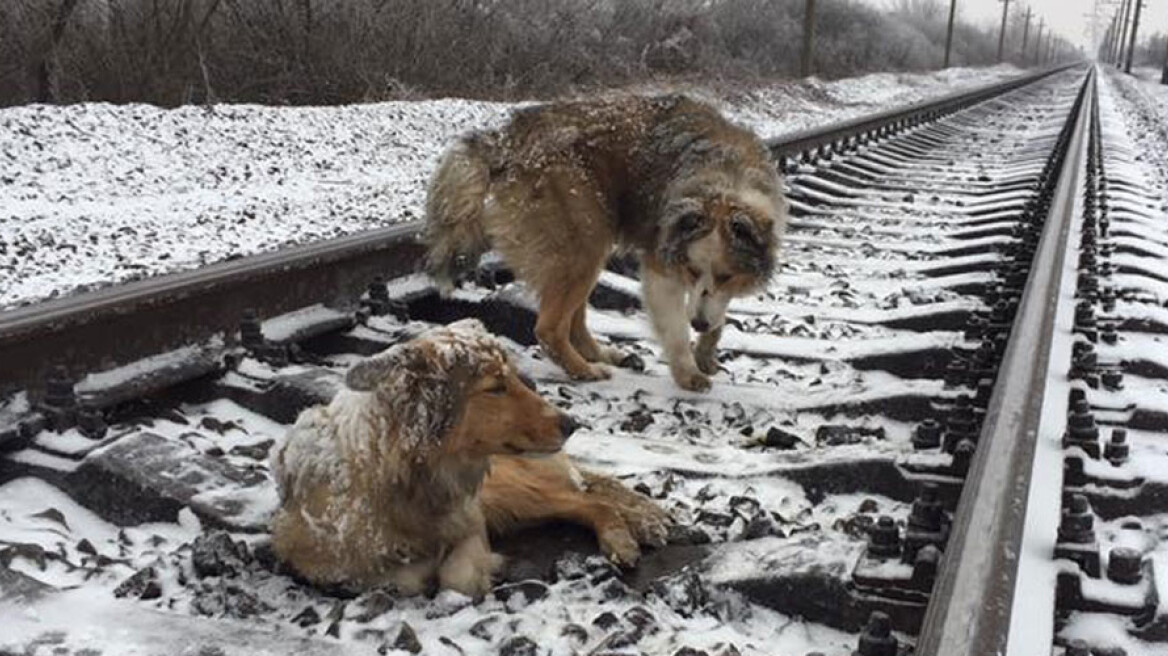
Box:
4;64;1168;656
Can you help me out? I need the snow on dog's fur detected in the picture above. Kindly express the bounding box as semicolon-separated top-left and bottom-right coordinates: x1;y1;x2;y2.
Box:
270;319;670;596
423;94;787;392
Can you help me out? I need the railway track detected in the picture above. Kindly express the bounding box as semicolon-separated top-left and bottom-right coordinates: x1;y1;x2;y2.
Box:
4;63;1167;656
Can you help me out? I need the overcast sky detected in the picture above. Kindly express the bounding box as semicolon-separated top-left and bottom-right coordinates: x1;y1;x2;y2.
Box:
872;0;1168;52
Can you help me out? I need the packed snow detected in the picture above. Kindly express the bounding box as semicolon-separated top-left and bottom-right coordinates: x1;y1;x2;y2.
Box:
0;65;1023;310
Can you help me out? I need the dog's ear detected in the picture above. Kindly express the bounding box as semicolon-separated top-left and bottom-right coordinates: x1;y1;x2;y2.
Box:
659;210;709;266
728;212;775;277
346;339;475;450
345;341;421;391
446;318;489;338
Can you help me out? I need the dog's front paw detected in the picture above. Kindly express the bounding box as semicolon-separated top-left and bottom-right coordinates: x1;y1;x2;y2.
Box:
694;347;719;376
671;366;711;392
598;527;641;568
630;514;670;549
569;363;612;381
488;552;506;577
604;346;646;372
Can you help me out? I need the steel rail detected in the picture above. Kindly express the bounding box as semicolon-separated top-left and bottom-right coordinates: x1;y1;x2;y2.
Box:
766;62;1080;163
915;68;1096;656
0;64;1084;398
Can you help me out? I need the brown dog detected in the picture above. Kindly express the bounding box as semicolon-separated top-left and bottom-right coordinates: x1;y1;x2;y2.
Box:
423;94;787;391
269;319;669;596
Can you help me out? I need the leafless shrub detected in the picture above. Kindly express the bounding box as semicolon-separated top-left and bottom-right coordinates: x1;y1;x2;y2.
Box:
0;0;1015;107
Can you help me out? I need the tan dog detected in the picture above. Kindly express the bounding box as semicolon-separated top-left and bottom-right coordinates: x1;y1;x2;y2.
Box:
269;319;669;596
424;94;787;391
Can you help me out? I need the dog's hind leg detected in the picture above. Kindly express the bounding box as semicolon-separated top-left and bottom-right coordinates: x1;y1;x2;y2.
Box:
569;295;627;367
536;277;611;381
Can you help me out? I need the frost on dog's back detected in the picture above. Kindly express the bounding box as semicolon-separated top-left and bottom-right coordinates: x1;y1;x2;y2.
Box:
271;394;365;504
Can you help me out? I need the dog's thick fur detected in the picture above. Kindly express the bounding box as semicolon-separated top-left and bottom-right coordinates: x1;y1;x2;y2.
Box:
424;94;787;391
270;320;669;596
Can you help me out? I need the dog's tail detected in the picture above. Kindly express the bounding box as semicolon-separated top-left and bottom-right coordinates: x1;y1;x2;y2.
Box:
423;134;495;295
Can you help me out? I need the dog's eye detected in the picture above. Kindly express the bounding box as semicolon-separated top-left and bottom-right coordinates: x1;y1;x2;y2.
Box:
687;266;701;280
677;212;704;233
485;380;508;395
715;273;732;286
730;214;758;243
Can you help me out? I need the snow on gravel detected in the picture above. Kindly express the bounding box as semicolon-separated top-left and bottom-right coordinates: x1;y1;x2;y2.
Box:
1105;68;1168;200
0;65;1021;310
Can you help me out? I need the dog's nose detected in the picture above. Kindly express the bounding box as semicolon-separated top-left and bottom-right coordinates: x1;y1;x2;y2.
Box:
559;414;582;439
691;317;710;333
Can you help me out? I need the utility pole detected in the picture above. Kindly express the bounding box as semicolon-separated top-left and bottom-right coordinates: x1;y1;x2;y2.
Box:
998;0;1012;62
1117;0;1132;68
1104;13;1117;62
800;0;817;77
944;0;958;68
1108;9;1120;63
1100;17;1112;62
1124;0;1143;73
1034;19;1045;65
1162;34;1168;84
1020;7;1033;63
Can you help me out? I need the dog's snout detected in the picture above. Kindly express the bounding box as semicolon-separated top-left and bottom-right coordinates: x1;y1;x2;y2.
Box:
559;414;582;439
691;317;710;333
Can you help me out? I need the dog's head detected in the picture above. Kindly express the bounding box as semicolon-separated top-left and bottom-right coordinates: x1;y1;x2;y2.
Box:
657;167;788;333
344;319;579;459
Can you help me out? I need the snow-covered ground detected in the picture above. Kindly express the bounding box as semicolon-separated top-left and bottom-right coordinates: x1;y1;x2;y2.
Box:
0;65;1022;310
1106;68;1168;199
0;67;1087;656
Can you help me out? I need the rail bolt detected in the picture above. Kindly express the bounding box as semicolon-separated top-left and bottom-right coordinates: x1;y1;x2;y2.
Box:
77;403;107;440
239;309;265;352
1058;494;1095;545
974;379;994;408
1101;325;1118;345
854;611;897;656
911;545;941;591
944;360;970;388
44;365;75;407
1064;400;1100;458
866;516;900;560
1100;285;1116;306
911;419;941;450
951;439;976;477
1104;429;1129;467
1106;547;1143;585
942;395;978;452
1101;369;1123;391
908;484;944;532
262;343;290;368
42;365;77;432
365;276;391;315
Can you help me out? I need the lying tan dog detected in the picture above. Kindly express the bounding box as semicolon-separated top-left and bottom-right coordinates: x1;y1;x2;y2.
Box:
270;319;669;596
424;94;787;391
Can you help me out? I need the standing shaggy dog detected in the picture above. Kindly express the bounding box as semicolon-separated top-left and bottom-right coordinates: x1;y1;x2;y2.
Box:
270;320;669;596
424;94;787;391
